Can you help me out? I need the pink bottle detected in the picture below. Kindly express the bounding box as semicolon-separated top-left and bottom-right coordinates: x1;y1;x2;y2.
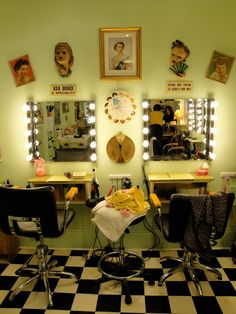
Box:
34;157;46;177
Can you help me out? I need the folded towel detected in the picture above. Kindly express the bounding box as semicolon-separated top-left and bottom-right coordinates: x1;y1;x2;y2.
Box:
105;186;149;214
91;200;149;241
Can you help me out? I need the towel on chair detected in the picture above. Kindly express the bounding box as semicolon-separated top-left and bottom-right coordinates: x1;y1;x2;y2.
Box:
91;188;149;242
105;186;149;214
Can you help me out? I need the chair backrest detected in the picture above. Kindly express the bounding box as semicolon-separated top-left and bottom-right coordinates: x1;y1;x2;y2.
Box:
212;192;235;239
0;186;63;238
167;194;192;242
167;192;235;243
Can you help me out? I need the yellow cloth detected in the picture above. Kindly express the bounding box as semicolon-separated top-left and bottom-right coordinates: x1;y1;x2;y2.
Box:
105;186;149;214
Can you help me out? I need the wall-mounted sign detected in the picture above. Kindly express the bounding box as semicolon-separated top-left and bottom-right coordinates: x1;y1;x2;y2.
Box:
51;84;76;96
166;81;193;92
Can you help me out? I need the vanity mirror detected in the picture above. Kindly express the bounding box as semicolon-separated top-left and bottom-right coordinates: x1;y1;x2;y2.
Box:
25;100;96;162
142;98;216;161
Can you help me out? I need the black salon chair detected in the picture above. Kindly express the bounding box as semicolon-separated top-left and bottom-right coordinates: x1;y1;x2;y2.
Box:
0;185;78;307
151;192;235;296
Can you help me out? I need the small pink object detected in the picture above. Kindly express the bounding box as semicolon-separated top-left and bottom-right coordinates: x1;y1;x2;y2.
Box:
196;168;208;176
34;157;46;177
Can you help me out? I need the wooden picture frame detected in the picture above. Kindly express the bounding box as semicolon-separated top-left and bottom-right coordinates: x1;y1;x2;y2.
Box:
9;54;35;87
99;27;141;79
206;50;234;84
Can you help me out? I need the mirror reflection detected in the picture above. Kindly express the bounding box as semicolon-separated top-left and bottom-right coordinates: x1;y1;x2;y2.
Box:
35;100;96;162
143;98;215;161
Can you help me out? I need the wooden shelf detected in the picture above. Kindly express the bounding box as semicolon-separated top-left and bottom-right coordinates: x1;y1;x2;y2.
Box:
28;174;93;204
148;172;214;203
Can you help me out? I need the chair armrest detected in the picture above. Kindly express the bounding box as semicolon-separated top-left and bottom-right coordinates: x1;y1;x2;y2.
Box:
149;193;163;232
149;193;161;208
65;187;78;201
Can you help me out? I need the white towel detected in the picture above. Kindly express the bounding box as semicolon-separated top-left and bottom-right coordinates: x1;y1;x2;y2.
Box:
91;200;149;241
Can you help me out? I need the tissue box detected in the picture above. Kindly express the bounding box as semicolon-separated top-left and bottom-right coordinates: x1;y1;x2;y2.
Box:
196;168;208;176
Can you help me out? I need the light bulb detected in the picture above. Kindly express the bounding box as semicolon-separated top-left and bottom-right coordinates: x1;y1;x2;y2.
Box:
90;153;97;162
143;152;149;161
90;141;96;149
89;102;95;110
142;101;149;109
143;114;149;122
90;129;96;136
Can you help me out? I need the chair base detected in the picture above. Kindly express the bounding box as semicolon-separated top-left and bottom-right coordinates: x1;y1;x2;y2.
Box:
97;250;145;304
158;249;222;296
9;243;77;307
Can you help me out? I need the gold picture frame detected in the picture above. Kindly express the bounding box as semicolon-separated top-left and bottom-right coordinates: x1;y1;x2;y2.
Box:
99;27;141;79
206;50;234;84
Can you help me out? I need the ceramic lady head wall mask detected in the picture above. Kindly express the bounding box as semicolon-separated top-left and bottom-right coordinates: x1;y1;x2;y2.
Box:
54;42;74;77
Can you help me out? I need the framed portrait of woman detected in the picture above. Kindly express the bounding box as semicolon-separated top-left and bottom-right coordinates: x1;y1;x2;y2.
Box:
206;50;234;84
99;27;141;79
9;54;35;87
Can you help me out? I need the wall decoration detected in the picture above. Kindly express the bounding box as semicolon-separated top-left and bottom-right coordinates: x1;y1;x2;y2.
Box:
54;42;74;77
169;40;190;77
9;55;35;87
51;84;76;96
99;27;141;79
104;90;136;123
206;50;234;84
106;132;135;163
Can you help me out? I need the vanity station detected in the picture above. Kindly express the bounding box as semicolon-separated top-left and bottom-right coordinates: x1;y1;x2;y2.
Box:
148;172;214;203
28;174;93;204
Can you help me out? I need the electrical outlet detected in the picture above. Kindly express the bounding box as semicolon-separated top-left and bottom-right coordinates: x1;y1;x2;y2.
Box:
108;174;131;180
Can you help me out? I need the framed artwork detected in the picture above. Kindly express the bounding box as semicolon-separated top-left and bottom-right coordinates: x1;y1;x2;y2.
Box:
9;54;35;87
99;27;141;79
206;50;234;84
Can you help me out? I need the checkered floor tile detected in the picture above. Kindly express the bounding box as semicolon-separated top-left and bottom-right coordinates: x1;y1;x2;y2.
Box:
0;248;236;313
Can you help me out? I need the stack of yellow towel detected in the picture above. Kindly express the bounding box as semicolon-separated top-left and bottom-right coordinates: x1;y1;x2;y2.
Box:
105;186;149;214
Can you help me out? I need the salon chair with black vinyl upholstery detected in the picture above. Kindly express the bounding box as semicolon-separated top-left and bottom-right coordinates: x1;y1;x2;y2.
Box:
0;185;78;307
151;192;235;296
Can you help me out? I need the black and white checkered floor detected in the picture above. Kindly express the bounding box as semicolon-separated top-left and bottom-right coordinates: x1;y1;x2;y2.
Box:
0;248;236;313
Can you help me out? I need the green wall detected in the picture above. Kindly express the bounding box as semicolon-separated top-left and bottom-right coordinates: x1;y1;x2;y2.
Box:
0;0;236;249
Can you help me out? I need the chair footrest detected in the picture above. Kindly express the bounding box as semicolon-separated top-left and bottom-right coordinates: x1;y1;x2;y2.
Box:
98;251;144;280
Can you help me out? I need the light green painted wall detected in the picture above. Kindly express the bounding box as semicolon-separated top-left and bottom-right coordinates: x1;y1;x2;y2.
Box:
0;0;236;248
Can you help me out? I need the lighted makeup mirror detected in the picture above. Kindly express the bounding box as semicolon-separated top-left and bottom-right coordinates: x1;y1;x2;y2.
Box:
25;100;96;162
142;98;217;161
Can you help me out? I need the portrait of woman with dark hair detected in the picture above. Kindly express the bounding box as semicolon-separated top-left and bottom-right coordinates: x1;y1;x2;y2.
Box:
9;55;35;87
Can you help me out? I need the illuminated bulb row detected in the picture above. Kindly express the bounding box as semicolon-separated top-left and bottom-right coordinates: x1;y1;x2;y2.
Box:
88;102;97;162
142;100;150;161
24;102;40;161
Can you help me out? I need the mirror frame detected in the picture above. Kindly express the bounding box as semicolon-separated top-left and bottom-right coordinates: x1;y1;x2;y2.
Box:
142;98;216;161
25;100;96;162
